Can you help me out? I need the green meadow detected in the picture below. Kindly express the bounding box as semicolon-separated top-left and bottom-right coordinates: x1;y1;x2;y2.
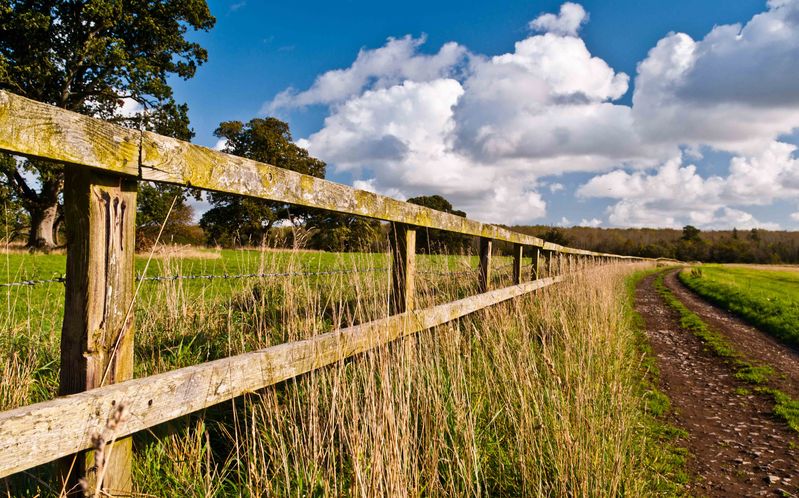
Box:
0;249;686;496
678;265;799;347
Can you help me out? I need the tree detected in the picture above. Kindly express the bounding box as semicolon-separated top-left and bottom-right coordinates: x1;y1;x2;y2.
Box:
134;102;200;250
538;227;570;246
406;195;470;254
0;0;215;248
0;154;27;243
200;118;326;247
682;225;701;242
136;183;196;250
307;211;382;252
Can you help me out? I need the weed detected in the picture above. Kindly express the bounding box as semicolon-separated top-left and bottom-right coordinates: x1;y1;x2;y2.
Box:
734;364;774;385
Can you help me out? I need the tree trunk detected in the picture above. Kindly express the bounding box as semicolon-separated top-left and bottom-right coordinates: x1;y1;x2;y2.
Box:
28;202;59;249
22;171;63;250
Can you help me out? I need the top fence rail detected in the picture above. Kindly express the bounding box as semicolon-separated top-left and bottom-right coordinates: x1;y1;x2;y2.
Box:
0;90;634;259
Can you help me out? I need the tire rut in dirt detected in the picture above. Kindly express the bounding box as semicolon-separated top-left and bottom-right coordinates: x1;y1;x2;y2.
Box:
635;273;798;497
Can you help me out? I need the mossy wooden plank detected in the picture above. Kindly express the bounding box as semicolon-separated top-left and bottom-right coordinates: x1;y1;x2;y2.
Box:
139;131;550;248
0;89;647;261
0;276;562;479
0;90;139;175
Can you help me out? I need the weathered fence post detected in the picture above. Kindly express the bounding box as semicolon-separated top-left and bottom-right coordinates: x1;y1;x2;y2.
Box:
390;223;416;314
547;251;553;277
478;237;492;292
512;243;524;285
532;248;540;280
59;168;137;496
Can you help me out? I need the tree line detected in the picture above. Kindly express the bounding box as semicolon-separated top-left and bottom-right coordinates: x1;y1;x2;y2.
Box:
508;225;799;264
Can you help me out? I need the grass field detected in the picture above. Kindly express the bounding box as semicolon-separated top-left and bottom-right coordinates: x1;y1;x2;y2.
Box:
678;264;799;347
1;249;685;496
1;247;518;407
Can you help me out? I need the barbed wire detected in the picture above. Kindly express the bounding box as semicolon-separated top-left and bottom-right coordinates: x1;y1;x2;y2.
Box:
0;267;389;288
0;262;522;288
135;267;389;283
0;276;67;288
417;262;515;277
418;267;477;276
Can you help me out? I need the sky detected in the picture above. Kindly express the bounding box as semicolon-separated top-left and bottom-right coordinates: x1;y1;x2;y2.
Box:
168;0;799;230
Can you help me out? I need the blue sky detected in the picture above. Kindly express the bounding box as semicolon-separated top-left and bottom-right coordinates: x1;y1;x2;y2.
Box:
170;0;799;230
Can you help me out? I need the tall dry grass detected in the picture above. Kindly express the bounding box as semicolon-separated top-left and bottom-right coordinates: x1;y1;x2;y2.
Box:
129;257;663;496
1;244;674;496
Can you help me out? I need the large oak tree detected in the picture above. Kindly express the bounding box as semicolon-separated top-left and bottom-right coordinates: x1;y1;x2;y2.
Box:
0;0;215;248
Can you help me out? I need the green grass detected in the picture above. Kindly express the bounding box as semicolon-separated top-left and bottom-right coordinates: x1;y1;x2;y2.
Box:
1;252;690;496
0;247;521;407
655;272;799;434
678;264;799;348
769;388;799;432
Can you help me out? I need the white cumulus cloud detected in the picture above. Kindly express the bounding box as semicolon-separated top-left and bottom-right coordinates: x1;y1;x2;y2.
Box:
289;6;667;225
579;218;602;227
451;32;655;170
529;2;588;37
300;78;547;223
577;142;798;228
267;1;799;229
632;0;799;155
267;35;469;112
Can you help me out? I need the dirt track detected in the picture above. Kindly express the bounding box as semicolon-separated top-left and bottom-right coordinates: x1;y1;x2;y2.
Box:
635;271;799;496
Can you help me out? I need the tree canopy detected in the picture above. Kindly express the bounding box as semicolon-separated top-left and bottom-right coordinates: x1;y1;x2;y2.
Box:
134;101;200;250
406;195;469;254
200;118;327;247
507;224;799;264
0;0;215;248
306;211;382;253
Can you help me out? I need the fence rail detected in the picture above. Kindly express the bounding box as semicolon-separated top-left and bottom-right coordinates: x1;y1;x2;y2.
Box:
0;90;628;258
0;89;657;494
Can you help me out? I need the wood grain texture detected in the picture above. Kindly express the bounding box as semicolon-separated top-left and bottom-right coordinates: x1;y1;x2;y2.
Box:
60;168;137;494
479;238;492;293
0;91;139;175
0;276;563;479
390;224;416;314
512;243;524;285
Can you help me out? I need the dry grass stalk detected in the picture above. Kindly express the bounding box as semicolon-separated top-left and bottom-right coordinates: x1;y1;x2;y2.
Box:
1;243;662;496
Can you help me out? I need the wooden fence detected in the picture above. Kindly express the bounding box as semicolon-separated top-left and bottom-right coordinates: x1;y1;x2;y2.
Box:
0;90;653;495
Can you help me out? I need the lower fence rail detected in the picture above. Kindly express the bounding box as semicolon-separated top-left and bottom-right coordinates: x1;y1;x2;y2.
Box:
0;275;563;480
